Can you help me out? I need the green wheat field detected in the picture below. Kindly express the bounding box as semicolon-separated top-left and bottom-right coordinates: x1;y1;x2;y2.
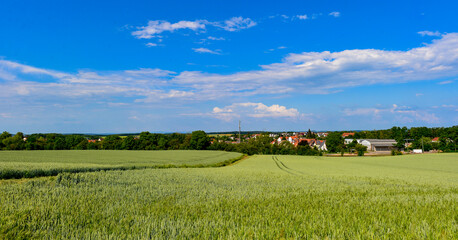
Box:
0;150;243;179
0;152;457;239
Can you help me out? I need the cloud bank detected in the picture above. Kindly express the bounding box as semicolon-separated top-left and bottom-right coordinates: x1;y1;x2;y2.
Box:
343;104;440;124
210;102;303;121
1;33;458;103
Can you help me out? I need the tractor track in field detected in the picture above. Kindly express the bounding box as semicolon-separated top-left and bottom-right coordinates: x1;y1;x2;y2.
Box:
271;156;305;176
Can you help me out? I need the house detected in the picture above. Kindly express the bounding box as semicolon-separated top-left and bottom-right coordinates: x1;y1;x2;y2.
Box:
316;132;328;138
301;139;316;147
287;136;300;145
431;137;439;142
315;140;327;151
251;134;261;139
342;132;355;138
404;139;414;148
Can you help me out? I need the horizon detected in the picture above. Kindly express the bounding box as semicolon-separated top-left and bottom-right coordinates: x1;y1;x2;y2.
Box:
1;0;457;133
6;124;457;136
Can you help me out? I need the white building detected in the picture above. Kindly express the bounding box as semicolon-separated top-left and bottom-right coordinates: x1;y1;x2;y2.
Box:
315;140;327;151
345;139;397;152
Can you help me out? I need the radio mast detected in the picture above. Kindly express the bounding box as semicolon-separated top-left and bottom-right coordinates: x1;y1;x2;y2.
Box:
238;120;241;143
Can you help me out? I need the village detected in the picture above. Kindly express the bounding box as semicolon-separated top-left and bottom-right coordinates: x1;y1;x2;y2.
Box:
210;130;445;154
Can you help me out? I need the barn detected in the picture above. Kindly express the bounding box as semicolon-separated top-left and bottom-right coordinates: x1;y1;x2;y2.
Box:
363;139;397;152
345;139;398;152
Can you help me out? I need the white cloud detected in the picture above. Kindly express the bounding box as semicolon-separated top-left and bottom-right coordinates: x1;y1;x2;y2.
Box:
209;102;303;121
415;93;423;97
391;104;439;124
1;33;458;104
343;104;440;124
265;46;288;53
107;102;129;107
296;15;308;20
192;48;221;54
343;108;381;116
0;61;180;101
418;30;441;37
215;17;257;32
439;104;456;109
0;113;12;119
329;12;340;17
207;36;225;41
132;17;256;39
438;80;453;84
174;33;458;97
0;59;66;78
145;43;158;47
132;20;207;39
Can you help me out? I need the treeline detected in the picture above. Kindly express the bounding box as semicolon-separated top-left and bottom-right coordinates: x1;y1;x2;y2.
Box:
324;126;457;152
1;126;456;154
347;126;457;152
0;131;210;151
0;131;321;156
347;126;456;141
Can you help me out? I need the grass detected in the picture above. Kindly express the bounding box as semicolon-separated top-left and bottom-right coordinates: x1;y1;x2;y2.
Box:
0;153;456;239
0;150;243;179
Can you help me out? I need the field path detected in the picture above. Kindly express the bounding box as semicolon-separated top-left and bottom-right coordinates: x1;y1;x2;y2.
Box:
271;156;305;176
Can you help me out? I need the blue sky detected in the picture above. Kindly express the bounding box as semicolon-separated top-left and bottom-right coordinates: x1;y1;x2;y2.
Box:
0;0;457;133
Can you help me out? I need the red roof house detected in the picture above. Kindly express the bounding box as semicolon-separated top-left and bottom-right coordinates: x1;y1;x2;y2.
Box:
342;132;355;138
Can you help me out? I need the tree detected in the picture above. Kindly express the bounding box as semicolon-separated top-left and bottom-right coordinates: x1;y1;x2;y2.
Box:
2;132;25;150
394;138;405;150
326;132;344;153
76;140;88;150
355;144;367;156
87;142;98;150
306;129;315;138
65;135;86;149
297;144;312;155
189;131;210;150
121;136;137;150
168;133;186;150
0;131;12;149
0;131;12;140
347;139;358;153
412;137;432;151
54;137;66;150
102;135;122;150
279;141;295;155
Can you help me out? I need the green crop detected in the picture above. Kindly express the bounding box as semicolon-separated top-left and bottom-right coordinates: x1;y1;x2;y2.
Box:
0;150;243;179
0;153;456;239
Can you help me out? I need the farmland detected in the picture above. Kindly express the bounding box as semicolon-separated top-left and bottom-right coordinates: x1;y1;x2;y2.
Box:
0;150;243;179
0;152;457;239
